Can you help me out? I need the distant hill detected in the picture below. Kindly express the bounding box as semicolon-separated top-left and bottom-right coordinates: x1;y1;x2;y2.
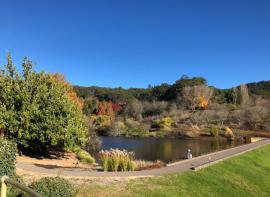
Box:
74;78;270;102
246;80;270;98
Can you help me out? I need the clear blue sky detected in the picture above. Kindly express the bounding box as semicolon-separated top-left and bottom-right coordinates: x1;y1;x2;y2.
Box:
0;0;269;89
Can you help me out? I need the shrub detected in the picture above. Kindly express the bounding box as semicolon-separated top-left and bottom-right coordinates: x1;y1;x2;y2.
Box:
7;175;26;197
160;117;173;128
152;117;173;132
210;127;219;137
125;119;150;137
0;138;17;177
225;127;235;141
76;149;95;164
109;121;127;136
142;101;168;117
91;115;113;134
99;149;136;171
31;177;76;197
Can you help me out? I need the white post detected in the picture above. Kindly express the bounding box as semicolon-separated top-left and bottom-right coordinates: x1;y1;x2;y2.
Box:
1;176;8;197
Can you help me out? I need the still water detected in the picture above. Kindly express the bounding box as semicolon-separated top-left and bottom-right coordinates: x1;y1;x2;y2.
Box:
99;136;247;163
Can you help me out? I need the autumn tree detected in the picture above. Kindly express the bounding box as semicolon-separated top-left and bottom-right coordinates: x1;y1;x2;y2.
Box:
50;73;84;110
97;101;114;117
181;85;213;111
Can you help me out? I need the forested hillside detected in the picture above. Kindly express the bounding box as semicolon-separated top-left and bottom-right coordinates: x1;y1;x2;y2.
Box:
74;76;270;138
246;80;270;98
74;77;270;103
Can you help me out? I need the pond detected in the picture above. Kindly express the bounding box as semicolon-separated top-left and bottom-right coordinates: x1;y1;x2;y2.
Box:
98;136;248;163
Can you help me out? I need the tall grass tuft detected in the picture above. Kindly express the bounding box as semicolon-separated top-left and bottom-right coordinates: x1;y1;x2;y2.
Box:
99;149;136;171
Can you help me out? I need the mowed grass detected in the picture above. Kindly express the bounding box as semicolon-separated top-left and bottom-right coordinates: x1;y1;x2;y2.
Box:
78;144;270;197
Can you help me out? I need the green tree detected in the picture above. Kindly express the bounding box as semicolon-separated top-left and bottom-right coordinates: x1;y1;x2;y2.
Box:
0;53;87;153
83;96;99;115
164;75;207;100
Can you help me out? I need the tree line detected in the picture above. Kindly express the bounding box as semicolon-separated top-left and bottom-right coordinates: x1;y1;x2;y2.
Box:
75;75;270;137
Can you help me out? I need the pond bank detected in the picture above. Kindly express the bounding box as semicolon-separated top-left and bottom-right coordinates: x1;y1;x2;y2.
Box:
16;138;270;178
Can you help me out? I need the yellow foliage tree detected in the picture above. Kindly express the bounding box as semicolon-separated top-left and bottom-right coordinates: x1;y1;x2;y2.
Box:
198;96;210;109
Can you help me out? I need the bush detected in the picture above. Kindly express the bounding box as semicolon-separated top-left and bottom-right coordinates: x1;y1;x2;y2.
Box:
125;119;150;137
99;149;136;171
152;117;173;132
0;138;17;177
109;121;127;136
225;127;235;141
7;175;26;197
210;127;219;137
31;177;76;197
142;101;168;117
76;149;95;164
91;115;113;135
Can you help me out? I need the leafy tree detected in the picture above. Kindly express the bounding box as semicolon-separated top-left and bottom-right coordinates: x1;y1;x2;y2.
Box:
97;101;114;117
83;96;99;115
90;115;113;135
151;83;170;100
0;54;87;152
164;75;207;100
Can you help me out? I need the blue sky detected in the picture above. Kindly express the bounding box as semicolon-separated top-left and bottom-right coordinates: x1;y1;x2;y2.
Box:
0;0;269;89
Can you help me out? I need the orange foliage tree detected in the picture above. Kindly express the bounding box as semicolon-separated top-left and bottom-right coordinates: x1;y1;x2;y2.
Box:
97;101;114;117
50;74;84;110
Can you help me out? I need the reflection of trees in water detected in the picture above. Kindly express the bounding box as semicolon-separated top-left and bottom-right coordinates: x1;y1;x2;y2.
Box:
100;137;246;163
163;141;173;161
210;140;220;151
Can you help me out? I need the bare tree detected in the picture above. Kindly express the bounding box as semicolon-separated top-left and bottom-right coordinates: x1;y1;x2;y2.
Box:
231;96;270;130
240;84;251;107
181;85;214;111
142;101;168;117
232;87;238;104
124;99;143;121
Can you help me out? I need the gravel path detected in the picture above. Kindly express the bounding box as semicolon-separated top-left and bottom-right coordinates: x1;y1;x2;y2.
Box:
17;139;270;178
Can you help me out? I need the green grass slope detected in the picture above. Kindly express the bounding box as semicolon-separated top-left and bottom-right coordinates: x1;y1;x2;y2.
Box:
78;144;270;197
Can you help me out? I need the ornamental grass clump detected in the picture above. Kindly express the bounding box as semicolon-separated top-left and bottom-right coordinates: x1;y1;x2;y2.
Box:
98;149;136;171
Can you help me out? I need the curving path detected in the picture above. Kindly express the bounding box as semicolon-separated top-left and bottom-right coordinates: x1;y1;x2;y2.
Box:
17;139;270;178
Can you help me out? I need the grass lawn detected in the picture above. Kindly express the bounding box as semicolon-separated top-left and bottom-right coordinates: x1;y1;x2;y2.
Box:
77;144;270;197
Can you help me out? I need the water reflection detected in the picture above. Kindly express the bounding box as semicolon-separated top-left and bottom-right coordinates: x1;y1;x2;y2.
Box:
98;137;246;163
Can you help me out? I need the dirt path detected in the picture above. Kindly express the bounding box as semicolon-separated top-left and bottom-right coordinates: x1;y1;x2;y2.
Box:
17;152;94;169
16;139;270;178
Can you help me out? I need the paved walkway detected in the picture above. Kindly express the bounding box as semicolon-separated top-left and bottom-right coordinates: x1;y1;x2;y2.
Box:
16;139;270;177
